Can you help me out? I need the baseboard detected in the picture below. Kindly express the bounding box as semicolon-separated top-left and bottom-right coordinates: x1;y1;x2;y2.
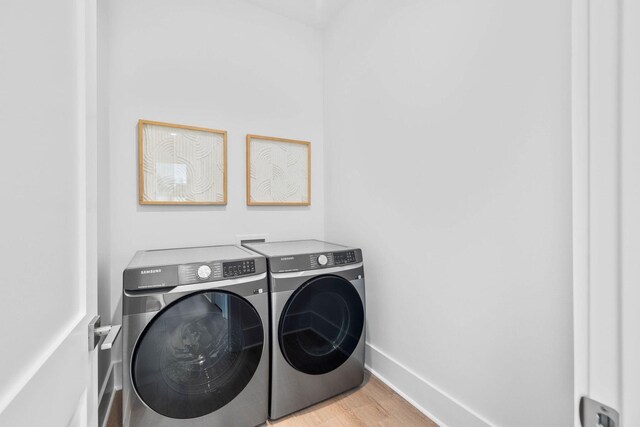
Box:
98;361;116;427
113;360;122;391
365;343;492;427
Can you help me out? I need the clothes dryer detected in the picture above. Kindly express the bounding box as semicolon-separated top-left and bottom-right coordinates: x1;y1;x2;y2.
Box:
243;240;366;419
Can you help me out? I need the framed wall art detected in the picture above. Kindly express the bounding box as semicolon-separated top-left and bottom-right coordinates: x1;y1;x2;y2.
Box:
246;134;311;206
138;120;227;205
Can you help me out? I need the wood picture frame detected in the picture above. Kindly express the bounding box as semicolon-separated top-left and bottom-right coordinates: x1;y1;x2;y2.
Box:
138;119;227;205
246;134;311;206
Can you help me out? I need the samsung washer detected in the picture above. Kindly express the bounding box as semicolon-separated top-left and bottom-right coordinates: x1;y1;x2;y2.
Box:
122;245;269;427
243;239;366;419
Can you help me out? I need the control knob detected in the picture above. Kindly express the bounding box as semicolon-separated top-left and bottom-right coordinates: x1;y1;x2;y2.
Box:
197;265;212;279
317;254;328;266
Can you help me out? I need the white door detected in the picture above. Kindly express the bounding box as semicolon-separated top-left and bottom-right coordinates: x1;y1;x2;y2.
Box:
0;0;99;425
572;0;640;425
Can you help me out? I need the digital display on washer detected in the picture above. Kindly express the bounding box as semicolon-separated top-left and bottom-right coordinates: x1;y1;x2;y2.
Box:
223;260;256;277
333;251;356;265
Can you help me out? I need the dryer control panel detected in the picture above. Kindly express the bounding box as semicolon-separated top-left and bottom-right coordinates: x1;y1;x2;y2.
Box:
269;249;362;273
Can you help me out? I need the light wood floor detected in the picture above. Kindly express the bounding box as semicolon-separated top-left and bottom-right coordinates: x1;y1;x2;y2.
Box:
106;390;121;427
107;371;438;427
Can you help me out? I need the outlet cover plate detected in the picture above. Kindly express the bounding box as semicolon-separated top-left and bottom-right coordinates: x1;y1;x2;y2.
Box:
237;234;268;246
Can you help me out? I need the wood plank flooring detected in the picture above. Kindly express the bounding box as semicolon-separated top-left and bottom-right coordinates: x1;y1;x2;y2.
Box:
106;371;438;427
106;390;121;427
266;372;438;427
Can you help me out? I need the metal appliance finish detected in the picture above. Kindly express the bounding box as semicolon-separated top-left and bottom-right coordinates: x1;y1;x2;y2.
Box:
124;245;264;291
243;240;366;420
122;245;269;427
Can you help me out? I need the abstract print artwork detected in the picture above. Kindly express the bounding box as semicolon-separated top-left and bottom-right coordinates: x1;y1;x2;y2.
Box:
247;135;311;206
139;120;227;205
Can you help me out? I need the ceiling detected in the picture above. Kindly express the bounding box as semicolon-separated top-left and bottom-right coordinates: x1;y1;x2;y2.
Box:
240;0;351;29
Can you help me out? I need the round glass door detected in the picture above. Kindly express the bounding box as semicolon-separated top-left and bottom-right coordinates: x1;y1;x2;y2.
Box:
279;275;364;375
132;291;264;419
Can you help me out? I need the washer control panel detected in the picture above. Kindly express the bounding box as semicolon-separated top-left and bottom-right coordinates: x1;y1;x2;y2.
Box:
223;260;256;278
179;262;223;283
177;259;258;285
124;247;267;291
197;265;212;279
334;250;357;265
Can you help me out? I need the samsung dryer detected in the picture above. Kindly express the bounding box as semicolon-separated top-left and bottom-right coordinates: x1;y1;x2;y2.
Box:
122;245;269;427
243;240;366;419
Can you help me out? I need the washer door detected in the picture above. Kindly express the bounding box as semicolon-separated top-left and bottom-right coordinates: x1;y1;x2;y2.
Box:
279;275;364;375
132;291;264;419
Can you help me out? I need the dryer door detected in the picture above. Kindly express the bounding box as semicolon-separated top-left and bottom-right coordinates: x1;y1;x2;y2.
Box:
131;291;264;419
279;275;364;375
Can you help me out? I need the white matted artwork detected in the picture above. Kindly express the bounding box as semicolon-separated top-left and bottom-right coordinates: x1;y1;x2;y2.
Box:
246;135;311;206
139;120;227;205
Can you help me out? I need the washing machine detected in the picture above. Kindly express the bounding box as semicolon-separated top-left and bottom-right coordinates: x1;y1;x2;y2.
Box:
243;239;366;419
122;245;269;427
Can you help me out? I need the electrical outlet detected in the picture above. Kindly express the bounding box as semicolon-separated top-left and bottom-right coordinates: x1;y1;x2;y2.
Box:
237;234;269;246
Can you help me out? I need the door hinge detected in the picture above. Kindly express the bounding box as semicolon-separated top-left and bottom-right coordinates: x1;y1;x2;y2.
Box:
88;315;122;351
580;397;619;427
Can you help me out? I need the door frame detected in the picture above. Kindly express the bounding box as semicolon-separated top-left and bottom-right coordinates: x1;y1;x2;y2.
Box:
572;0;640;425
619;0;640;423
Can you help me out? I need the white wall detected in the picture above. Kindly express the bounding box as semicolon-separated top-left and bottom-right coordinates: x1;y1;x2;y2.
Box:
102;0;325;368
323;1;573;426
101;1;575;424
